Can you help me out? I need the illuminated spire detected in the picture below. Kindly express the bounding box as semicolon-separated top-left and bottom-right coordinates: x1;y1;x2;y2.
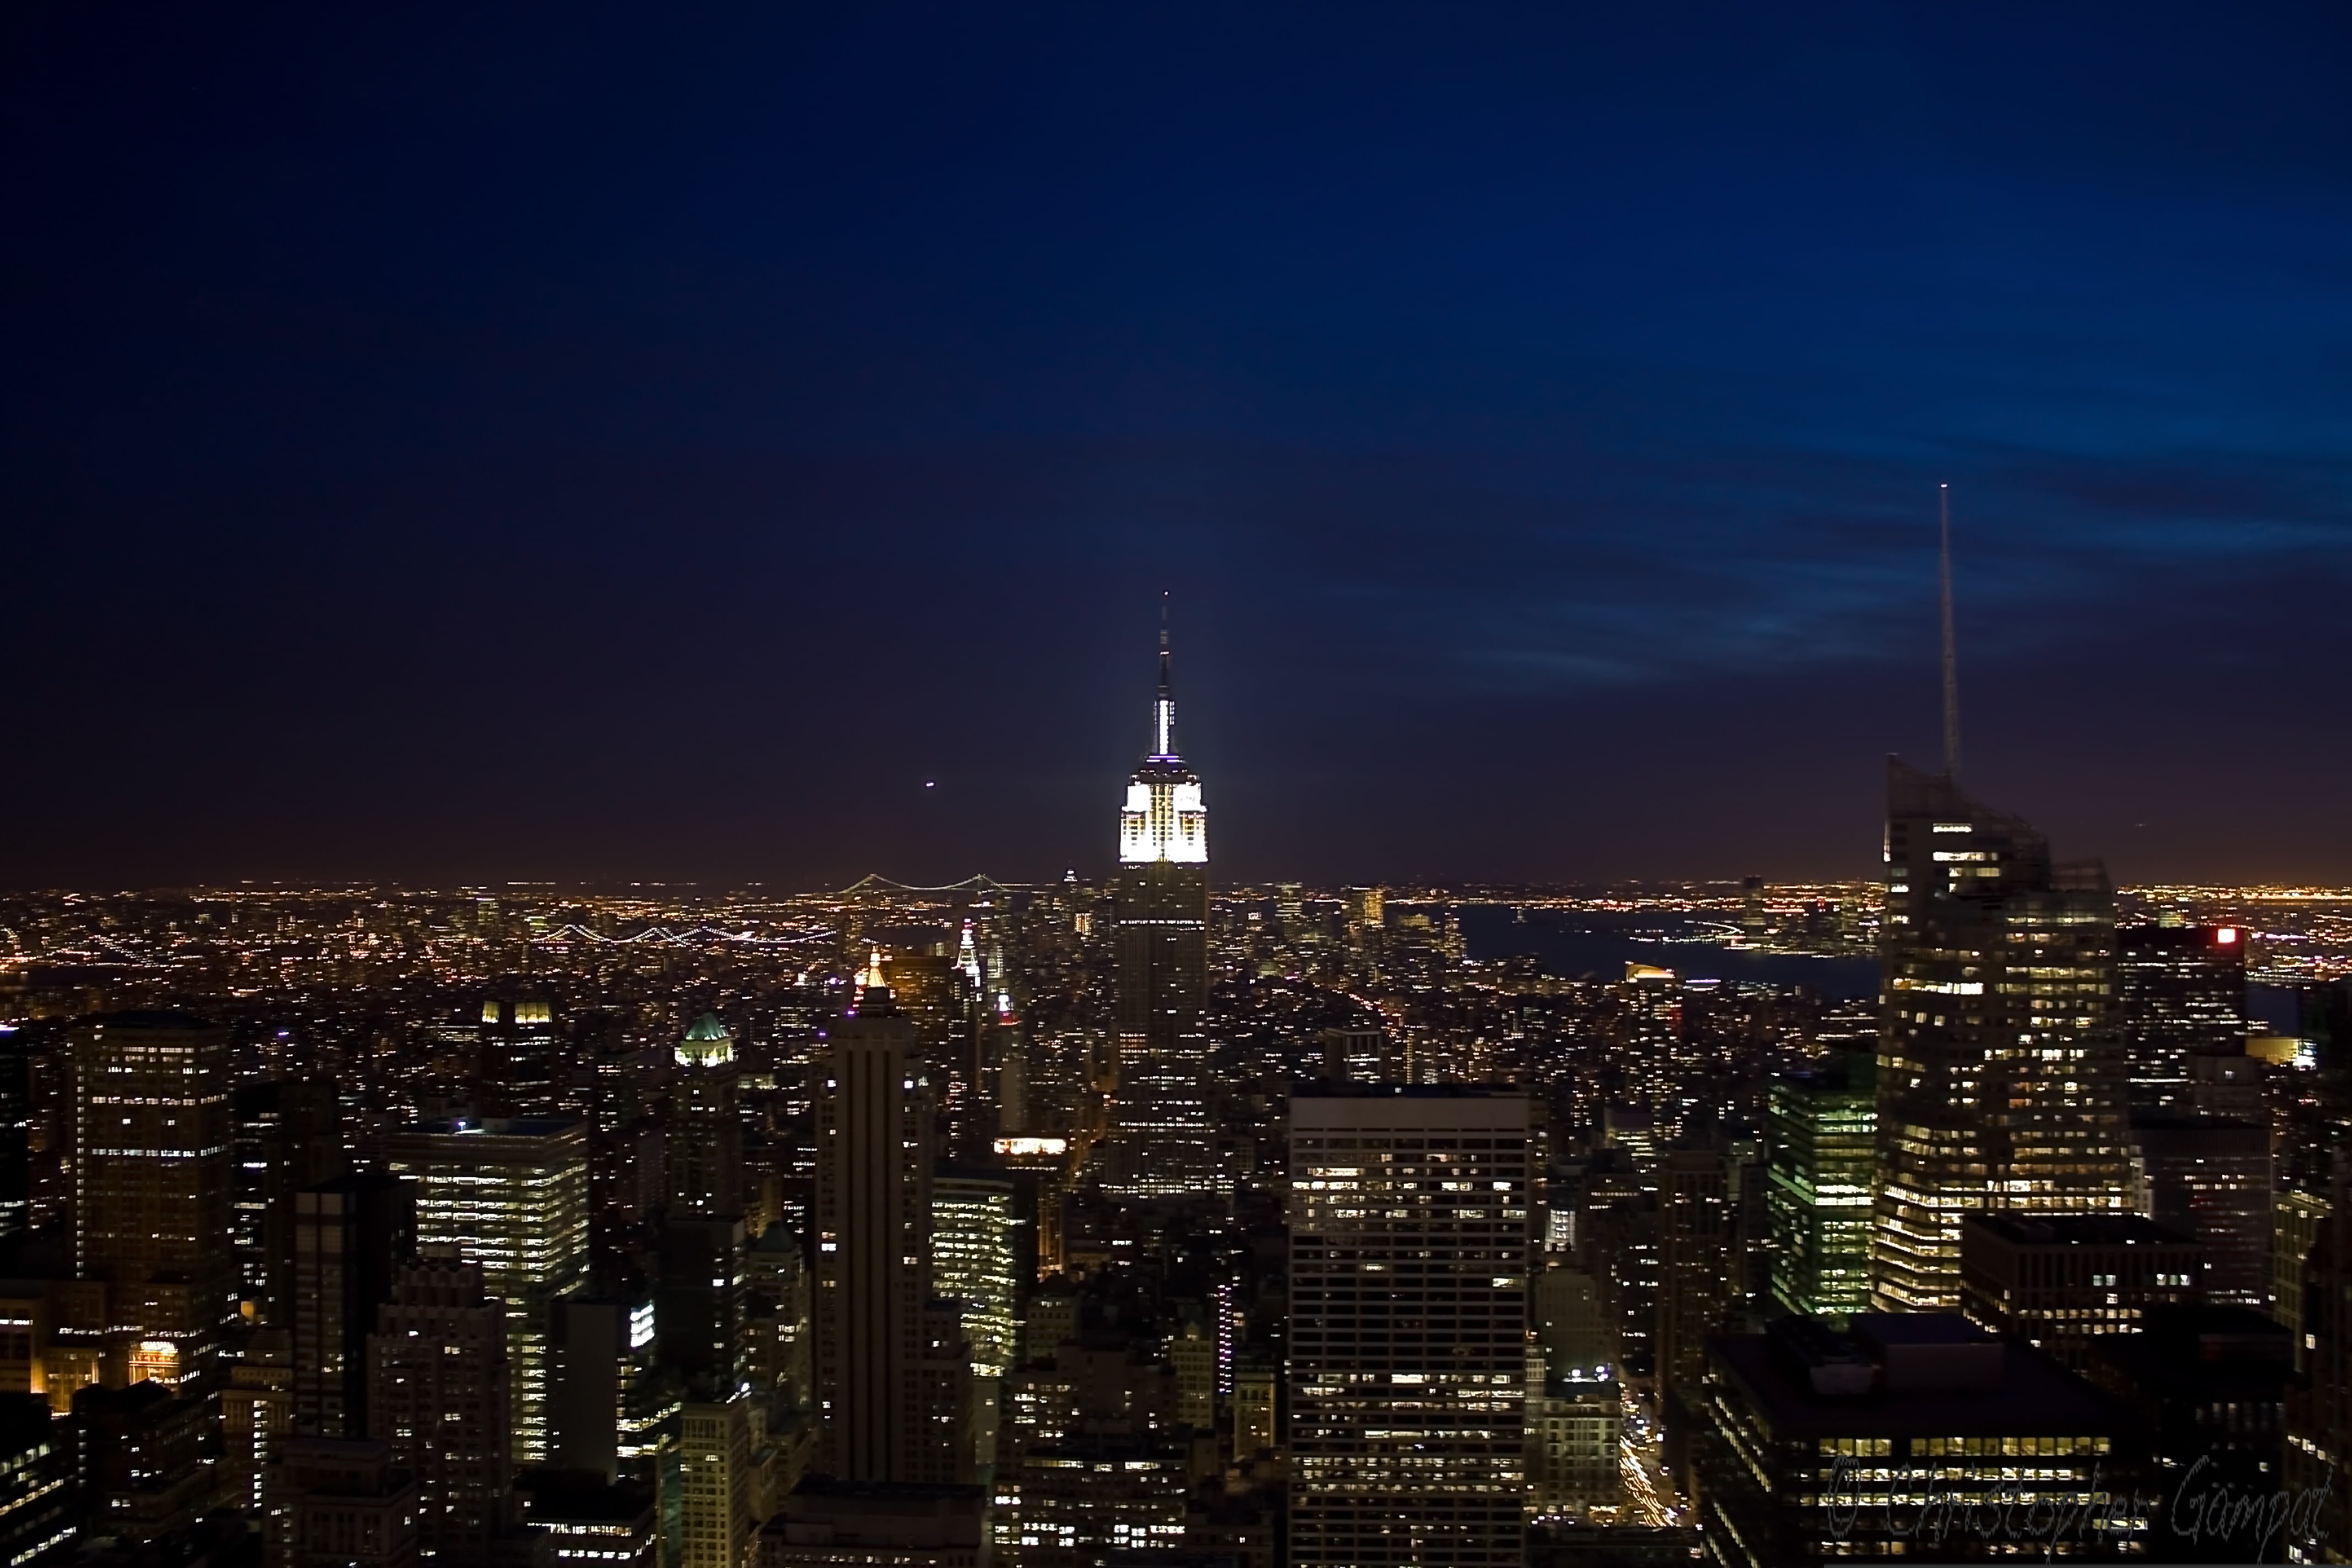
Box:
856;946;886;993
1939;483;1962;782
1153;592;1175;759
1118;596;1208;864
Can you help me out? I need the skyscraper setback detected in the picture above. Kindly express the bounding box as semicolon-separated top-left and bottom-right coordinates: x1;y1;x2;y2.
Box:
1871;759;2135;1310
1106;618;1221;1199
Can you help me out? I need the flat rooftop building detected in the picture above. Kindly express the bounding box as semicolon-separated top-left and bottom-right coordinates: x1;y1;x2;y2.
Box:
1696;1314;2150;1566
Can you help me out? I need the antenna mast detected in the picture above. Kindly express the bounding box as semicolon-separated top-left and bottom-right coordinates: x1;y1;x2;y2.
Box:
1939;483;1961;781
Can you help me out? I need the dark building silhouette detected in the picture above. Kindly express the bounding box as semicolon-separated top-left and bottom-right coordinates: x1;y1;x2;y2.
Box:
660;1015;747;1392
365;1259;511;1562
292;1171;416;1440
233;1076;344;1328
813;971;969;1484
262;1435;421;1568
0;1391;72;1564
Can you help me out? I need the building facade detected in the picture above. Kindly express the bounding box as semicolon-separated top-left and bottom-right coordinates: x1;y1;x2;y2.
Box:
1106;629;1220;1199
69;1012;238;1381
1872;760;2136;1310
813;976;968;1484
1766;1051;1875;1322
1287;1088;1531;1568
384;1118;590;1465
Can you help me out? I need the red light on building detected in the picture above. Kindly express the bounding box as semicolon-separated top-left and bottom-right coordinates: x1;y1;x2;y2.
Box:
2216;927;2239;945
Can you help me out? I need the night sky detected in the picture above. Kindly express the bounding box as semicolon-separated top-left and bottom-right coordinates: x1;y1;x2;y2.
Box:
7;4;2350;889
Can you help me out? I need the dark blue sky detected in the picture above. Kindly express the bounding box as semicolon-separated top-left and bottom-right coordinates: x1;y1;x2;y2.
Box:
6;3;2349;888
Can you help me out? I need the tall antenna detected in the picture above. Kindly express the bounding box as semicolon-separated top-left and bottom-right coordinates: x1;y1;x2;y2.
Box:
1939;483;1961;781
1153;592;1175;757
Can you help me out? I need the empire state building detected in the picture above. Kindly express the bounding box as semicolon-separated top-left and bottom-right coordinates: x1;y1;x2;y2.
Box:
1104;622;1224;1198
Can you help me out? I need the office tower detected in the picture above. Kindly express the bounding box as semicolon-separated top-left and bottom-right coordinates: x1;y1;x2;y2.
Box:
1957;1212;2204;1368
0;1392;72;1565
366;1259;511;1562
1695;1315;2147;1567
2128;1115;2270;1306
676;1396;759;1568
2117;922;2249;1114
1288;1088;1531;1568
548;1295;663;1485
384;1118;590;1466
68;1011;237;1381
0;1032;28;1244
661;1016;748;1393
813;973;969;1483
1654;1149;1732;1445
223;1330;294;1511
233;1076;345;1327
1765;1050;1875;1321
292;1172;416;1440
930;1174;1017;1381
1872;759;2135;1310
1106;625;1220;1199
262;1436;422;1568
478;997;562;1118
72;1380;215;1544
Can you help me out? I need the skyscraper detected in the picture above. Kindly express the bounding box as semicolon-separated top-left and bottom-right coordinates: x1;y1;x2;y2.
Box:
384;1118;590;1466
366;1259;511;1562
1106;618;1220;1199
1766;1050;1876;1321
1288;1087;1531;1568
661;1015;748;1393
2116;922;2249;1114
812;966;969;1483
69;1011;237;1382
292;1171;416;1440
1871;759;2135;1310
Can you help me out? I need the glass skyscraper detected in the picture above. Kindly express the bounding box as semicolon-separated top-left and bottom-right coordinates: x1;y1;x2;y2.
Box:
1871;758;2134;1311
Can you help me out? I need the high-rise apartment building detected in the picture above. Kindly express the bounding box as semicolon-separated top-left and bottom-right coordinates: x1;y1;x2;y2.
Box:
365;1259;511;1562
383;1118;589;1466
1288;1087;1531;1568
69;1011;237;1381
813;974;968;1483
1106;627;1221;1199
1766;1050;1875;1321
1872;759;2135;1310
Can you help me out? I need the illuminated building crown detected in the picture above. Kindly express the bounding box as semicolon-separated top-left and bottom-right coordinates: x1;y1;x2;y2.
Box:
1118;607;1208;864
